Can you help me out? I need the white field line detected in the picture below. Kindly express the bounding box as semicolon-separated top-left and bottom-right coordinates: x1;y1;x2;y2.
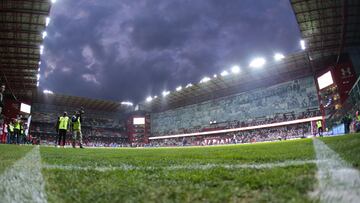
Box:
0;146;47;203
43;159;318;172
312;138;360;203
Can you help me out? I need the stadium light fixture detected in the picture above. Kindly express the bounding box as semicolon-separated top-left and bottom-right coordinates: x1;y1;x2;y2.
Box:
46;17;51;27
121;101;133;106
154;95;158;99
38;61;41;65
220;70;229;76
40;45;44;55
274;53;285;61
176;86;182;91
213;74;217;78
42;31;47;39
38;68;41;72
231;65;240;74
36;82;39;87
37;74;40;80
43;89;54;94
200;77;211;83
51;0;57;3
300;40;306;50
146;96;153;102
162;90;170;97
249;57;266;68
185;83;193;88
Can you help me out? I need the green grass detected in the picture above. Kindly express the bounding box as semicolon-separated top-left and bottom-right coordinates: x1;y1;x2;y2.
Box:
40;139;315;167
40;139;318;203
0;144;33;174
320;133;360;169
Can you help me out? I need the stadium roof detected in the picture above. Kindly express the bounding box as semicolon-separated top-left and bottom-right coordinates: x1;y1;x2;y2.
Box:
142;52;314;112
33;91;130;113
291;0;360;62
0;0;52;100
142;0;360;112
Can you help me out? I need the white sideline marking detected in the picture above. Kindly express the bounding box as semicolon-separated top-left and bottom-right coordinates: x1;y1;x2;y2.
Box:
312;138;360;203
0;146;47;203
43;159;318;172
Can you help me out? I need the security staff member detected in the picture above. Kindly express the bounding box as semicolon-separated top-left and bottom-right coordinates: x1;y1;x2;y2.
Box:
57;112;69;147
71;111;83;148
13;119;22;144
316;120;323;137
8;121;14;144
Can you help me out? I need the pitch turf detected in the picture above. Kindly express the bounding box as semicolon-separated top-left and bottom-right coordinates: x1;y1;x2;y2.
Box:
1;135;359;202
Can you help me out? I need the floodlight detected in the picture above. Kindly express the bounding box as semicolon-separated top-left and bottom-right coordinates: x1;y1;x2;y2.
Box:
43;89;54;94
200;77;211;83
249;57;266;68
37;74;40;80
36;82;39;87
38;68;41;72
51;0;57;3
300;40;306;50
213;74;217;78
38;61;41;65
274;53;285;61
231;65;240;74
176;86;182;91
40;45;44;55
185;83;193;88
220;70;229;76
46;17;51;27
162;90;170;97
154;95;158;99
121;101;133;106
42;31;47;39
146;96;153;102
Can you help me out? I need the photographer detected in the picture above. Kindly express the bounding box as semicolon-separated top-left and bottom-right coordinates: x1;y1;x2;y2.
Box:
71;107;84;148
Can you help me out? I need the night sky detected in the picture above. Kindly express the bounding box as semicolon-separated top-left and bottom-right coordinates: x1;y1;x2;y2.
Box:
40;0;301;104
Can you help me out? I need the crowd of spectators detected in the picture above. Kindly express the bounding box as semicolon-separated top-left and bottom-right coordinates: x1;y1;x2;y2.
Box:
149;123;311;147
151;108;320;137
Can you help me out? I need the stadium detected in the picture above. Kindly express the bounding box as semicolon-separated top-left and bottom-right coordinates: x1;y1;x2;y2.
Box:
0;0;360;202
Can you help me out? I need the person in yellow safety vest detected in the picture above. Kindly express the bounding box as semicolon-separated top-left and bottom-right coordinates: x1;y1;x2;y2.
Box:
57;112;69;147
8;121;14;144
71;111;84;148
316;120;323;137
14;118;21;144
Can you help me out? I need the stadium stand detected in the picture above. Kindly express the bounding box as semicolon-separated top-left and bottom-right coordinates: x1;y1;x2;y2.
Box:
151;76;319;136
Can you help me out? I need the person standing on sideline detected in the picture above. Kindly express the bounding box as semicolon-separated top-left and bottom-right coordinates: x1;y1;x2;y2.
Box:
0;84;5;115
71;111;84;148
57;112;69;148
13;118;22;144
8;120;14;144
316;120;323;137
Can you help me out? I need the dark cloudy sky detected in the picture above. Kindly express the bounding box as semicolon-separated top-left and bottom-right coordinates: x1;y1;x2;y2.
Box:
40;0;301;104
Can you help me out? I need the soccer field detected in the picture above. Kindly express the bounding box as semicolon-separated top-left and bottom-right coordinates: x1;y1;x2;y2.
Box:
1;135;360;203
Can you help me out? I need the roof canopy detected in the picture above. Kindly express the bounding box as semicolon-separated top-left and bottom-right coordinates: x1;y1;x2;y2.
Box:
0;0;51;100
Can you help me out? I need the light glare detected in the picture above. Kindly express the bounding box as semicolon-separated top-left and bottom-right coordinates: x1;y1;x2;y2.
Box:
46;17;51;26
231;65;240;74
185;83;193;88
42;31;47;39
146;96;153;102
176;86;182;91
199;77;211;83
300;40;306;50
43;89;53;94
274;53;285;61
162;90;170;97
249;57;266;68
121;101;133;106
220;70;229;76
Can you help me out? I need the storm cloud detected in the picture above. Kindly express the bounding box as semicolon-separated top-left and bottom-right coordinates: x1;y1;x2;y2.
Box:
40;0;301;104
